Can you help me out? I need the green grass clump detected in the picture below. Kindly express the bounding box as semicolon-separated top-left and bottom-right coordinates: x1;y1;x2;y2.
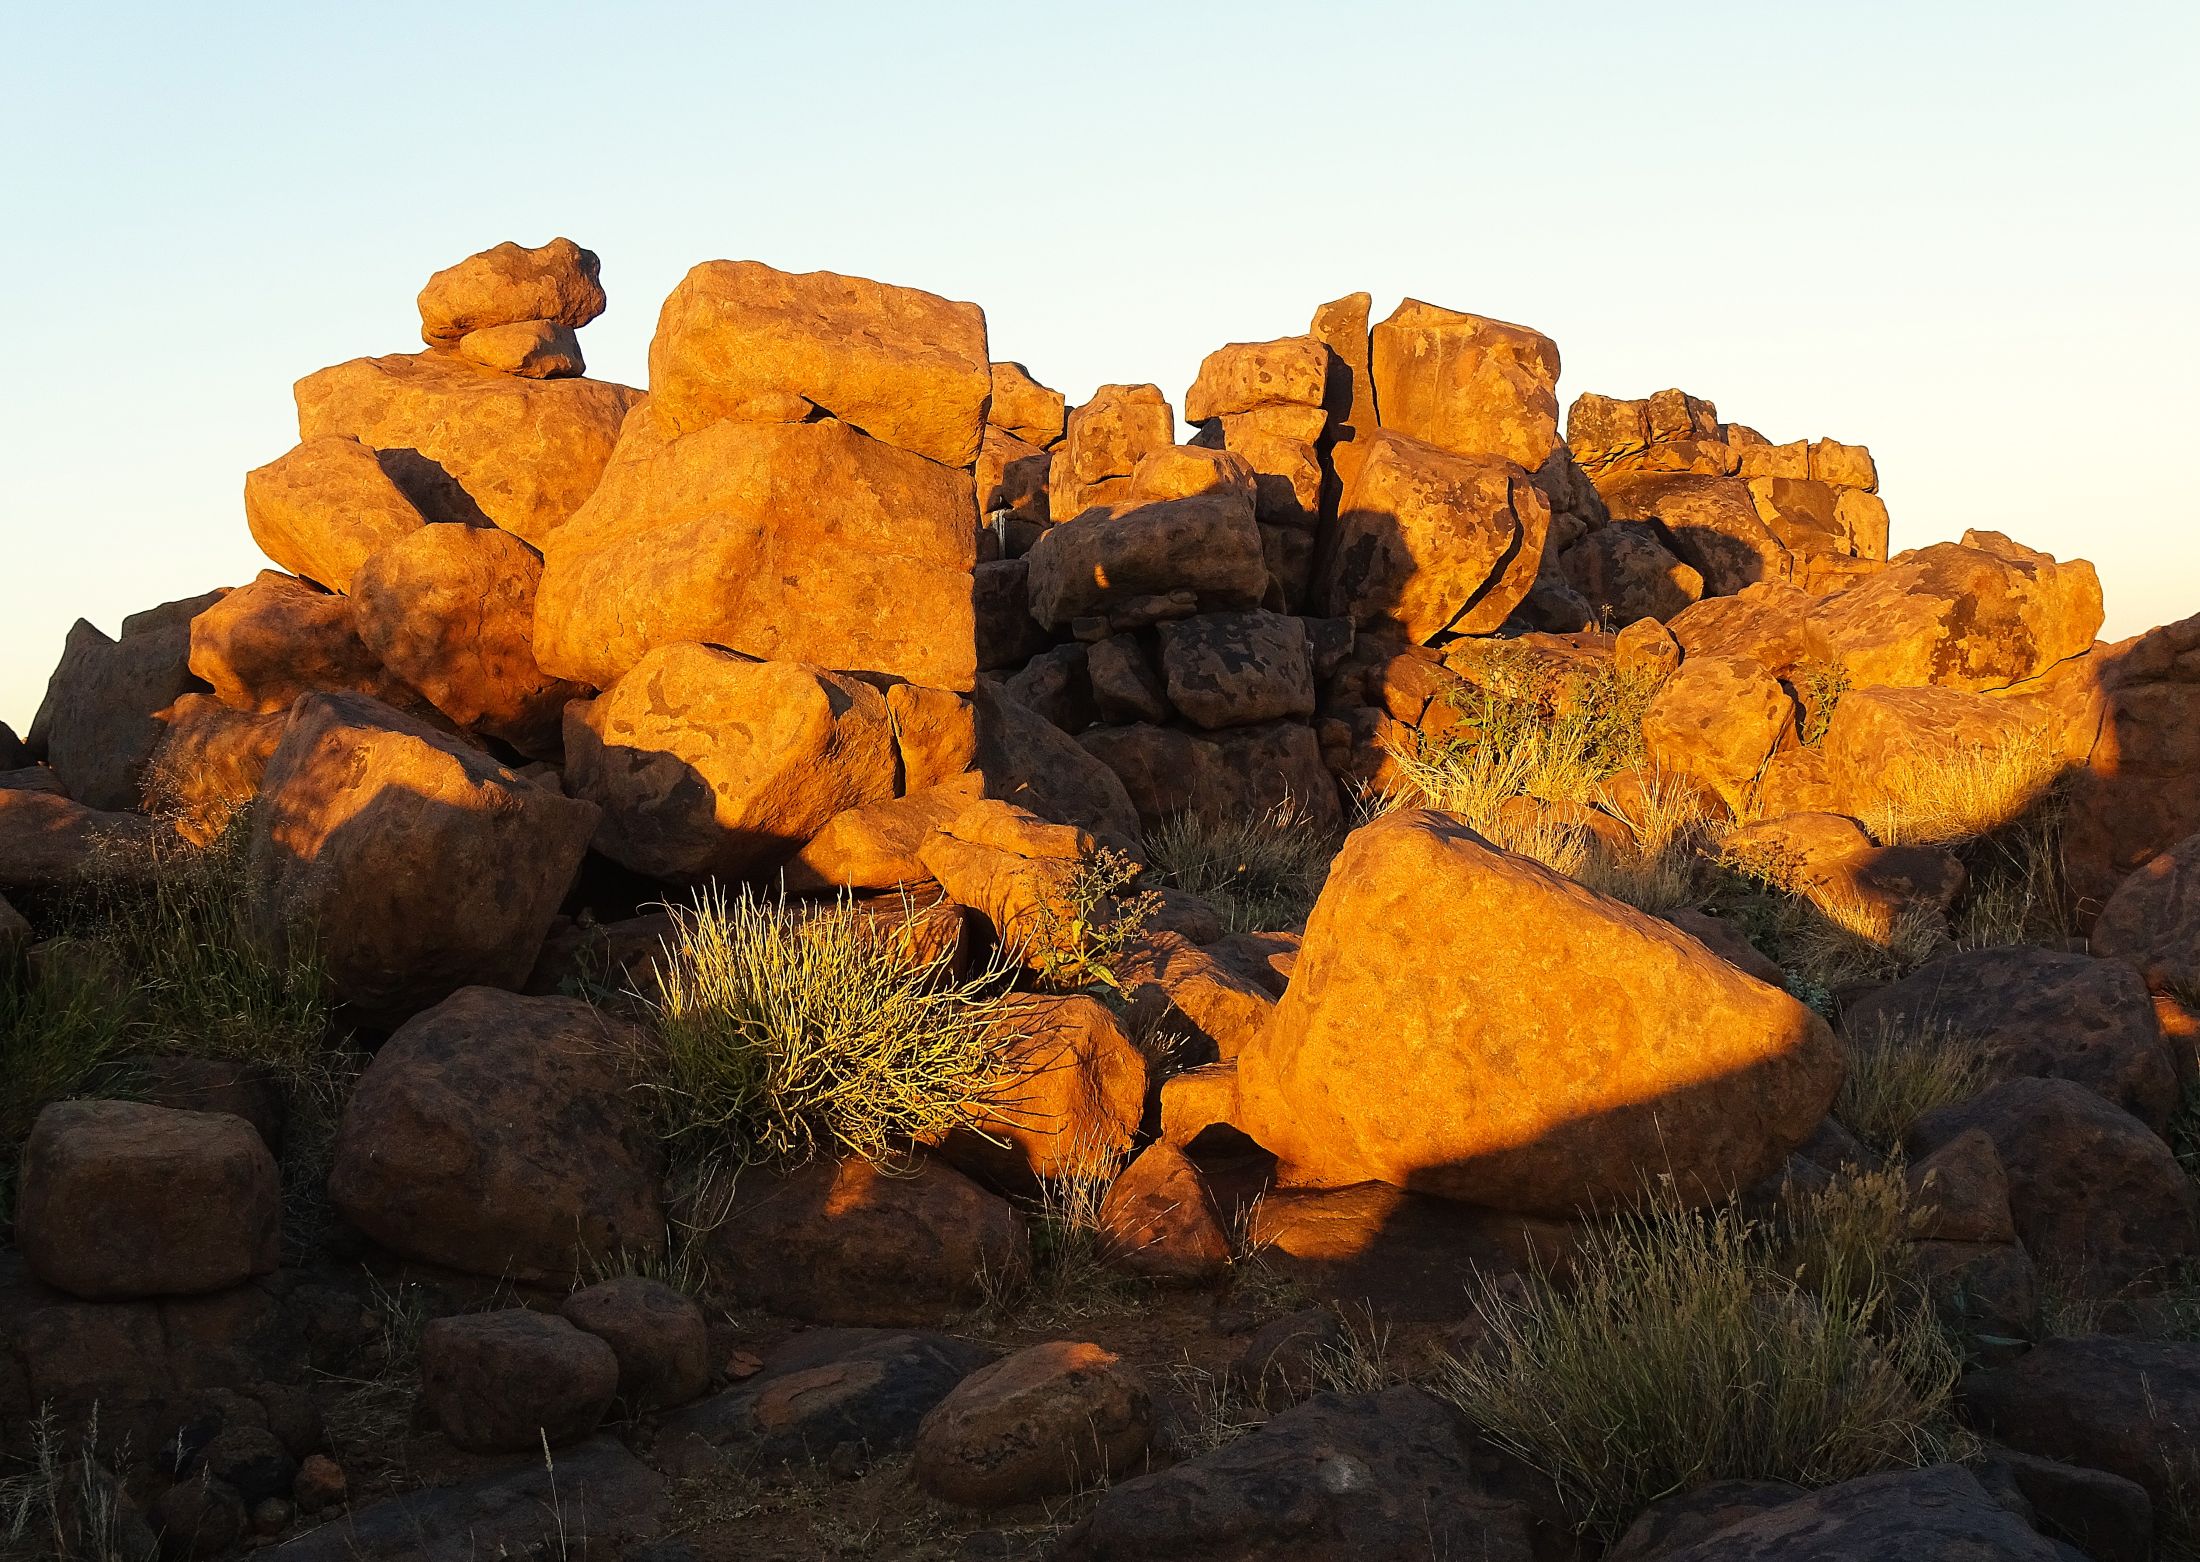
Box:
642;887;1018;1168
1837;1017;1987;1157
1143;801;1334;933
1435;1173;1966;1537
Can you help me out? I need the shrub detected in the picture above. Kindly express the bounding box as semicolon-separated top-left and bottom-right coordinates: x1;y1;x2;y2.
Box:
1025;845;1163;996
1862;726;2063;849
1143;800;1334;934
641;887;1018;1167
1837;1016;1987;1156
1435;1176;1966;1536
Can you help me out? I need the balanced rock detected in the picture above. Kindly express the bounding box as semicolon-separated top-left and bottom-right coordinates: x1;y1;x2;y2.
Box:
417;237;606;344
188;571;412;715
1369;301;1560;470
1234;810;1841;1212
329;987;664;1282
563;641;897;883
988;360;1066;447
242;436;427;594
350;523;581;753
419;1310;618;1454
16;1100;278;1300
1184;336;1330;425
534;411;978;691
248;692;599;1025
913;1340;1152;1507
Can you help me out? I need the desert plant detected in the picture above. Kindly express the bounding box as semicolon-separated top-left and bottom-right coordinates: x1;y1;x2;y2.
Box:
977;1131;1133;1329
1026;845;1162;995
0;1404;136;1562
1862;726;2063;850
316;1271;428;1481
1143;800;1334;933
641;887;1018;1168
0;946;142;1223
1165;1360;1270;1458
1792;659;1851;746
1837;1016;1987;1156
1434;1177;1966;1536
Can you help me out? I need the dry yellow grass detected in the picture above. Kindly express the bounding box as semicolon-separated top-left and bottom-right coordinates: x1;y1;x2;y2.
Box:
1862;725;2063;848
1837;1016;1988;1157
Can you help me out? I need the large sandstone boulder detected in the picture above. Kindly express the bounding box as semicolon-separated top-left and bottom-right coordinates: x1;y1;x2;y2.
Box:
2058;613;2200;915
350;523;581;753
1559;524;1705;624
1640;655;1796;813
1184;336;1330;425
1963;1336;2200;1513
1154;611;1315;729
1803;532;2102;692
417;237;606;343
563;642;896;883
35;606;209;811
329;987;664;1282
534;411;978;691
1049;383;1175;518
0;788;157;890
2092;830;2200;996
16;1101;279;1300
1319;430;1548;642
248;692;599;1026
913;1340;1152;1507
189;570;413;715
1078;719;1341;836
142;695;286;842
294;350;643;546
1816;683;2054;828
948;993;1147;1184
1667;580;1815;674
646;259;989;465
242;437;427;594
1234;810;1842;1212
969;680;1142;846
1369;301;1560;470
418;1310;618;1453
1599;472;1790;597
1024;487;1268;629
988;361;1066;447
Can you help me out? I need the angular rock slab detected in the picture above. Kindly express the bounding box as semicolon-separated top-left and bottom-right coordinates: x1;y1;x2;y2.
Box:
1656;1464;2063;1562
1369;300;1561;471
1234;810;1842;1213
417;237;606;343
243;436;427;594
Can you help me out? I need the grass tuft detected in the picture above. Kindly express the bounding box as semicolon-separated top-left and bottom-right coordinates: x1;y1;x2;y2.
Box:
1143;800;1334;933
1433;1173;1967;1536
1837;1017;1987;1157
1861;727;2063;850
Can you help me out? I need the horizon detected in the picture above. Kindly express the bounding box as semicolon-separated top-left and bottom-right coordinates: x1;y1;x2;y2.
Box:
3;0;2195;727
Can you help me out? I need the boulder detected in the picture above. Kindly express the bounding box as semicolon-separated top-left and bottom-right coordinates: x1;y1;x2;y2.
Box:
949;993;1147;1184
1908;1077;2200;1294
1369;301;1560;470
559;1278;710;1411
1004;642;1094;731
1654;1464;2062;1562
1605;1480;1804;1562
350;523;581;753
562;643;896;883
1184;336;1331;424
1079;719;1341;837
2059;613;2200;913
1320;429;1548;642
1049;383;1175;518
974;558;1050;671
416;237;605;343
294;350;642;547
1097;1142;1232;1283
2092;830;2200;997
533;411;978;692
1310;290;1379;449
328;987;664;1282
1640;654;1796;812
249;693;599;1026
38;608;208;812
1964;1336;2200;1511
1668;580;1816;675
646;259;990;465
988;361;1066;447
242;437;427;593
418;1310;618;1453
1117;931;1278;1063
1087;634;1172;723
188;571;412;715
1235;810;1841;1212
142;695;286;842
782;780;977;893
1057;1387;1534;1562
1803;533;2102;692
1025;490;1268;630
1600;472;1790;597
1155;610;1316;729
1560;524;1705;624
456;319;583;378
913;1340;1152;1507
1905;1129;2018;1244
1817;683;2054;828
970;680;1142;846
1846;947;2177;1130
975;424;1050;519
0;788;157;890
16;1101;279;1300
705;1155;1027;1326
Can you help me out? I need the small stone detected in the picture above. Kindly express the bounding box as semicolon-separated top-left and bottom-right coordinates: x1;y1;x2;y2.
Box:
292;1454;346;1514
419;1309;620;1454
914;1340;1153;1507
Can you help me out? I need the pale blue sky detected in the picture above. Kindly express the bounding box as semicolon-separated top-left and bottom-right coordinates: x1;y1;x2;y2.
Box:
3;1;2195;728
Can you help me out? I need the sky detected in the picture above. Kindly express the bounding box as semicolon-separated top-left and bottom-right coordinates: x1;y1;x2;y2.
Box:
2;1;2195;730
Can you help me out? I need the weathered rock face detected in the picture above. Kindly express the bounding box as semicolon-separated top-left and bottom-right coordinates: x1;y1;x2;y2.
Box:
1560;524;1705;624
706;1156;1027;1326
16;1101;279;1301
243;437;428;594
294;350;643;546
1058;1387;1535;1562
913;1340;1152;1507
1654;1465;2063;1562
949;993;1147;1185
419;1310;619;1454
1235;810;1842;1212
37;605;210;811
1909;1077;2200;1294
1319;430;1548;642
1049;383;1175;519
1846;947;2178;1131
975;424;1050;521
560;1277;711;1412
417;237;606;344
329;987;664;1282
2093;829;2200;997
0;788;156;890
1963;1336;2200;1512
2059;613;2200;916
350;523;581;753
1079;719;1341;835
1097;1142;1232;1283
457;319;585;378
646;259;990;466
1025;486;1268;630
1370;301;1560;471
534;411;978;691
1667;580;1814;674
1641;654;1796;813
1599;473;1790;598
988;361;1066;448
1814;682;2054;830
1185;336;1331;426
1803;532;2102;691
248;692;599;1026
188;571;412;716
563;642;897;883
1155;611;1316;729
142;695;286;842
